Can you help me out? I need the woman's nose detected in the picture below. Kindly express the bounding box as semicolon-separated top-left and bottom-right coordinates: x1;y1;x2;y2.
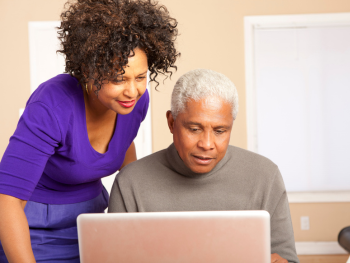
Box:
124;81;138;98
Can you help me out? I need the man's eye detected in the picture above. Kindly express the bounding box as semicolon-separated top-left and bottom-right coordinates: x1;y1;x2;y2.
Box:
136;76;146;81
190;128;200;132
215;130;225;134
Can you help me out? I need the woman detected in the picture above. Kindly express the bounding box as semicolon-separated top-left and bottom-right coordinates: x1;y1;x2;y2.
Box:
0;0;179;262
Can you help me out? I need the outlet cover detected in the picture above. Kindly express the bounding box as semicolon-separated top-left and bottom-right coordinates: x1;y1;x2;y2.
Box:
301;216;310;230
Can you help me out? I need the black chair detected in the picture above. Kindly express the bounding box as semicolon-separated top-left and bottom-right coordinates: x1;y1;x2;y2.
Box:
338;226;350;255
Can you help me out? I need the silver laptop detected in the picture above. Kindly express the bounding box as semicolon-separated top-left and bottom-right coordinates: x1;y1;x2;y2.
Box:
77;211;270;263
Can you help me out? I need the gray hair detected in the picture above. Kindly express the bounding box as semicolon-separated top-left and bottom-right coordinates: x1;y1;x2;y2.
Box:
171;69;239;120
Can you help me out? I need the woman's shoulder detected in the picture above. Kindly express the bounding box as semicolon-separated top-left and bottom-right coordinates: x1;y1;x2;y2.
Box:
19;75;84;142
27;74;82;110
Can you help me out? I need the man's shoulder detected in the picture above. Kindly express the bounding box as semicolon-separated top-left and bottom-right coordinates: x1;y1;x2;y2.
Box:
228;145;276;162
117;148;168;183
227;145;279;176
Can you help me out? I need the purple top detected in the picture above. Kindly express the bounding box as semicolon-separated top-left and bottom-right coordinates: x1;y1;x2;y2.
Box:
0;74;149;204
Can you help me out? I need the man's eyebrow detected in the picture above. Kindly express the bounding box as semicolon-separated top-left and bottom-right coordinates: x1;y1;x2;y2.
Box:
183;121;231;129
214;125;232;129
182;121;203;126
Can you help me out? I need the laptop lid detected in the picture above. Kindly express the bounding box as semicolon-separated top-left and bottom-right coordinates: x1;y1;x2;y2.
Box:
77;211;270;263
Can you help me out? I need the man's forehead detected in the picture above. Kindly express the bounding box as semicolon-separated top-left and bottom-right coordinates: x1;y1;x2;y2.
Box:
186;97;232;114
179;97;234;126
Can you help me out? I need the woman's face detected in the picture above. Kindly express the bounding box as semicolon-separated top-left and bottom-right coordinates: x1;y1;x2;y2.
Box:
91;48;148;115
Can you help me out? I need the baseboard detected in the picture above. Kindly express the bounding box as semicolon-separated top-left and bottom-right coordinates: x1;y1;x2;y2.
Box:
288;191;350;203
296;241;348;255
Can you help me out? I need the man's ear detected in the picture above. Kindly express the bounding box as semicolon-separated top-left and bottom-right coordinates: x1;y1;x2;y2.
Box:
166;110;175;134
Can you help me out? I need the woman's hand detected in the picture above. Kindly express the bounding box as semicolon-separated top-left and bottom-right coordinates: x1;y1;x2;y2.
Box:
0;194;36;263
271;253;288;263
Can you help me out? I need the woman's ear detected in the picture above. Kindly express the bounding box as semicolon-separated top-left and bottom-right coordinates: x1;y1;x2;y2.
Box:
166;110;175;134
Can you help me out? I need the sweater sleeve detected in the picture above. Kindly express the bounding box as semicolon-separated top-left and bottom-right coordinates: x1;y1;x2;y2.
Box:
108;176;128;212
269;169;299;263
0;102;61;200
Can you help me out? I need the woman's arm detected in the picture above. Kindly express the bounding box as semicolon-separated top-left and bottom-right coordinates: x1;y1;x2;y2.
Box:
119;141;137;170
0;194;36;263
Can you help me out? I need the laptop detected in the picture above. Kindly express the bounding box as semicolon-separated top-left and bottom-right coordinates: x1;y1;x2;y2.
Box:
77;211;270;263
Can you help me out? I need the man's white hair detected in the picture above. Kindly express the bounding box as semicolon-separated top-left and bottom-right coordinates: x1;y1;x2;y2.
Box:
171;69;239;120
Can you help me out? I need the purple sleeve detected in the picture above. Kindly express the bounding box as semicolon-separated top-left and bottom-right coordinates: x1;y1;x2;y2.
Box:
141;89;150;122
0;102;61;200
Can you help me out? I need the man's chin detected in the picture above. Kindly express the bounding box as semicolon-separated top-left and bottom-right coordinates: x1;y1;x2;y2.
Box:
188;164;215;174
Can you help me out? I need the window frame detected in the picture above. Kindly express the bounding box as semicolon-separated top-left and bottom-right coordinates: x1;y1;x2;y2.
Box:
244;13;350;203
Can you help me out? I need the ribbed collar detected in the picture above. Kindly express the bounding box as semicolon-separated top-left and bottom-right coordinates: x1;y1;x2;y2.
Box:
165;143;231;179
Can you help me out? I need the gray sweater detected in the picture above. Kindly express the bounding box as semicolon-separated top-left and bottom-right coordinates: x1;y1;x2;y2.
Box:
108;144;299;263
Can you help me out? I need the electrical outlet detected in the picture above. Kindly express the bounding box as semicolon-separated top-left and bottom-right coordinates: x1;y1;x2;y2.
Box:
301;216;310;230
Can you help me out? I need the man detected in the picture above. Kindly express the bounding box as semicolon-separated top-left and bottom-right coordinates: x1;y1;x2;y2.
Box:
108;69;299;263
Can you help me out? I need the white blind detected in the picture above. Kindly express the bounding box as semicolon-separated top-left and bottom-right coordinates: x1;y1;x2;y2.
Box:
254;25;350;192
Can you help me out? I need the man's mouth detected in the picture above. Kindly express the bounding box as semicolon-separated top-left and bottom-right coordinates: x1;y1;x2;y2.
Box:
192;155;214;165
117;100;135;108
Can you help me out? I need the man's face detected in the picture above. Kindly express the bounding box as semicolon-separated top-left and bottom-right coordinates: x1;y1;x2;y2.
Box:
167;96;233;174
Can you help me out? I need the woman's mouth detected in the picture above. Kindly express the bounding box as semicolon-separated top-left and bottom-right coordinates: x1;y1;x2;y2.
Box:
117;100;136;108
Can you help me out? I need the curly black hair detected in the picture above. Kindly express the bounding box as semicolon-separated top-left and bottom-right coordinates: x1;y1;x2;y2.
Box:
57;0;180;91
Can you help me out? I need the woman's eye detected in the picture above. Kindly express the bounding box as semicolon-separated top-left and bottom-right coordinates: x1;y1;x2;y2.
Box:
112;79;124;84
136;77;146;81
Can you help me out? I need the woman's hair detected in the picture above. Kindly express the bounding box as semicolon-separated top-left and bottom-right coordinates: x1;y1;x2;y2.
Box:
57;0;180;91
171;69;239;120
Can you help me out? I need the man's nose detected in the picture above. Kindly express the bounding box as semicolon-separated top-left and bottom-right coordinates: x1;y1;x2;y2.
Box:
198;131;214;150
124;81;138;98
